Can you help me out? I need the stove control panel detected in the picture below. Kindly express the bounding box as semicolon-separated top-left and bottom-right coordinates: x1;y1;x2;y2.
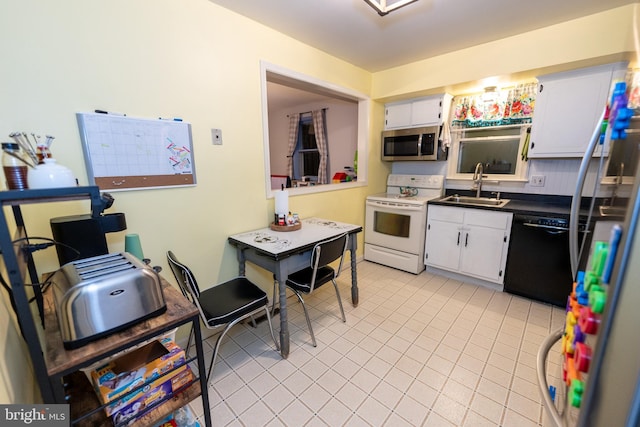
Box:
386;174;444;189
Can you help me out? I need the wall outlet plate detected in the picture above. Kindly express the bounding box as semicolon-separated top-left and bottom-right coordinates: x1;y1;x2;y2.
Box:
531;175;546;187
211;128;223;145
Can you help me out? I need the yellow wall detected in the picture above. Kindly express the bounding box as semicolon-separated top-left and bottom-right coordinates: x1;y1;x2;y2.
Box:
0;0;383;403
373;4;638;101
0;0;636;404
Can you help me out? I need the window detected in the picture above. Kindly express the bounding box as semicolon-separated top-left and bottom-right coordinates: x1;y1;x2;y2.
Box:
602;131;639;185
295;117;320;181
448;124;530;181
260;61;369;196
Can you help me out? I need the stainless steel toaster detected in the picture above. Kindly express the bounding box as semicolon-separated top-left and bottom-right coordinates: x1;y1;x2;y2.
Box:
52;252;166;349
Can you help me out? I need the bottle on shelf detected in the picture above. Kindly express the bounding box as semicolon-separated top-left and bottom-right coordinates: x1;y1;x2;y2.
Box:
2;142;29;190
36;144;52;164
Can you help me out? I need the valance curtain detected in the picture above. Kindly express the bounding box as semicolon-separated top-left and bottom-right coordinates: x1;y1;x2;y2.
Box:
286;113;300;179
452;83;536;128
312;109;329;184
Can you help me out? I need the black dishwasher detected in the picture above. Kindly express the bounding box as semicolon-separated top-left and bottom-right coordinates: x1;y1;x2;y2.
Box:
504;214;592;307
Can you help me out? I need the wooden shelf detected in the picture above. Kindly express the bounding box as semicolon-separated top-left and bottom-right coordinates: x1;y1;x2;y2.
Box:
44;280;197;377
66;370;202;427
42;278;210;426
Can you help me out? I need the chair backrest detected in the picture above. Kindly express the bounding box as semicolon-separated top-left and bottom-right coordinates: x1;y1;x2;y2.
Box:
166;250;202;304
309;232;349;288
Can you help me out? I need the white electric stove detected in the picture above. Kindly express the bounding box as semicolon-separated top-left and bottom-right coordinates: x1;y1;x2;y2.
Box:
364;174;444;274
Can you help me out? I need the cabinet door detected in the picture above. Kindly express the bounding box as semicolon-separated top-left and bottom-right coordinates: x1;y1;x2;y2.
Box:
385;102;412;129
425;219;462;271
460;209;512;284
459;226;508;283
411;97;442;127
528;64;624;158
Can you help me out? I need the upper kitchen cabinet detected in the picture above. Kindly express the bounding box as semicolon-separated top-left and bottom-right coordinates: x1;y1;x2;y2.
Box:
384;94;452;130
528;62;628;158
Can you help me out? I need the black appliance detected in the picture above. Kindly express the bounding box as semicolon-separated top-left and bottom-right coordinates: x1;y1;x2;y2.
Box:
50;192;127;265
504;214;592;306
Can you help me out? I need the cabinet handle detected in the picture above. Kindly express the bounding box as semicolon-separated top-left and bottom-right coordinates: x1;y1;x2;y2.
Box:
539;84;544;92
457;231;460;246
465;233;469;247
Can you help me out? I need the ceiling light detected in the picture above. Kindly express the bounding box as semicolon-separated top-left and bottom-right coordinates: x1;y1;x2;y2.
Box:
364;0;419;16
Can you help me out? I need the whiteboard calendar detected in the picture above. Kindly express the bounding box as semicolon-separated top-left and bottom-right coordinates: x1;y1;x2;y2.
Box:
77;112;196;191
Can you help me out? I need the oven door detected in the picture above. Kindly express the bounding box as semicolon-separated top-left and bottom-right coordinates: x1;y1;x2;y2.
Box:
365;199;427;254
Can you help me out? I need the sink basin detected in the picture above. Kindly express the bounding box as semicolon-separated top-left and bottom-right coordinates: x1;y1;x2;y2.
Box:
599;205;627;217
440;195;510;208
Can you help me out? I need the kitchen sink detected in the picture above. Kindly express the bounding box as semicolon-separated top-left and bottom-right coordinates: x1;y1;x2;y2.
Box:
599;205;627;217
439;195;510;208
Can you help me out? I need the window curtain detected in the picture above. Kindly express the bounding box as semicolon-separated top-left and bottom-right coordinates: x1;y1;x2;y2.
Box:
451;83;536;128
286;113;300;179
312;109;329;184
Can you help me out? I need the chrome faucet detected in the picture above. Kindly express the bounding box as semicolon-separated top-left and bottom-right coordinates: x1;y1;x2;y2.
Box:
472;162;485;197
611;162;624;206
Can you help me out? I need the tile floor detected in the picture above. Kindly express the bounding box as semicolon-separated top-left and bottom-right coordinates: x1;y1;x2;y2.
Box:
187;261;566;426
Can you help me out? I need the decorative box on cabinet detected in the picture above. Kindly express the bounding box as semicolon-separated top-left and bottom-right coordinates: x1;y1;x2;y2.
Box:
384;93;453;129
0;187;211;427
528;62;628;158
425;205;512;285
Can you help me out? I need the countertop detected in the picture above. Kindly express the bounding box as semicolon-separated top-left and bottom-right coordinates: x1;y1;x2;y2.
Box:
428;190;627;221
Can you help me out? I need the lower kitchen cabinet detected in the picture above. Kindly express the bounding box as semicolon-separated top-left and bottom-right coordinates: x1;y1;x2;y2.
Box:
425;205;513;284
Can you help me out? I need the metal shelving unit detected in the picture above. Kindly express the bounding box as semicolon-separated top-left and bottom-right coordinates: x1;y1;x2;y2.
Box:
0;186;212;426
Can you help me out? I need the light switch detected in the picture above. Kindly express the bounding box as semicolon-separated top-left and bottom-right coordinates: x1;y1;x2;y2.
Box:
212;128;223;145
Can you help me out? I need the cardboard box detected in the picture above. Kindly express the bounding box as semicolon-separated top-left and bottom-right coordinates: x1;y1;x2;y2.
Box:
90;337;186;405
108;365;194;423
152;405;200;427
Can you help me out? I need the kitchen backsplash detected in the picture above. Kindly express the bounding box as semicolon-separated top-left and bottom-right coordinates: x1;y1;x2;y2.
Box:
391;157;626;198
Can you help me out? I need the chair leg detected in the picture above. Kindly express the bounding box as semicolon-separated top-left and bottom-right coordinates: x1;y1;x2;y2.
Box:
263;306;280;351
332;279;346;323
293;290;316;347
206;317;244;384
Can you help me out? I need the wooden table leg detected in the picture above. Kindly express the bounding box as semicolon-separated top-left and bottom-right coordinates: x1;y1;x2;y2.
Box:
349;242;359;307
236;248;247;276
275;265;289;358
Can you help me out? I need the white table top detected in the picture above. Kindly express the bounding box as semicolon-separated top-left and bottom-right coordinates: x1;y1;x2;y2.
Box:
228;217;362;257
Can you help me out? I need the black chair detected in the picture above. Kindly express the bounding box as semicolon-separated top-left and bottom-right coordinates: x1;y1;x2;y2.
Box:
284;232;348;347
166;251;279;383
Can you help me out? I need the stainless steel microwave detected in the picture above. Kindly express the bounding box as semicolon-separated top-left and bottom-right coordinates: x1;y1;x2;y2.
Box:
381;126;447;161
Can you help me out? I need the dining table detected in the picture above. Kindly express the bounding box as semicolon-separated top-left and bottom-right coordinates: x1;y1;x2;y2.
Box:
227;217;363;358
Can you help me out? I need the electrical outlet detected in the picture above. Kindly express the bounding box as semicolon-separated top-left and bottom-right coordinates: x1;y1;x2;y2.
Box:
211;128;223;145
531;175;546;187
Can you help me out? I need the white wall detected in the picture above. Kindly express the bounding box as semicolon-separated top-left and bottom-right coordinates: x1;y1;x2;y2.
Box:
392;157;628;197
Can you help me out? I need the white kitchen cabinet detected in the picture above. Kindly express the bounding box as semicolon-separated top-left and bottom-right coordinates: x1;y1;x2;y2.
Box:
425;205;512;284
385;94;452;129
528;62;627;158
